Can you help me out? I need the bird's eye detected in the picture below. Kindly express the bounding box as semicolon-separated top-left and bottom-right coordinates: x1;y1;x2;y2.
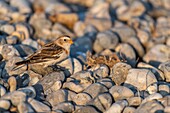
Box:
64;39;67;42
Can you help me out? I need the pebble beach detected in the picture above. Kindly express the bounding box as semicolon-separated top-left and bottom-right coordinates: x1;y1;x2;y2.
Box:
0;0;170;113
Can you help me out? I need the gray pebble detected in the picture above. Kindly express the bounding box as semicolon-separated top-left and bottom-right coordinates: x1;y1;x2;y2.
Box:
141;93;162;104
93;64;110;78
127;97;142;107
104;100;128;113
52;102;75;113
18;86;36;98
46;89;76;107
123;106;136;113
1;44;20;60
0;24;15;34
14;44;34;57
110;62;131;85
109;86;134;101
73;93;92;105
6;36;18;44
17;102;35;113
143;44;170;67
159;61;170;82
0;99;11;111
124;69;157;91
158;84;170;96
22;38;40;49
28;97;51;112
97;78;115;89
87;93;112;112
135;100;164;113
74;106;100;113
37;71;65;95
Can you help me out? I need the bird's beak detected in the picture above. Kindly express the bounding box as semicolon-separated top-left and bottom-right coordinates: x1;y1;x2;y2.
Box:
69;39;73;44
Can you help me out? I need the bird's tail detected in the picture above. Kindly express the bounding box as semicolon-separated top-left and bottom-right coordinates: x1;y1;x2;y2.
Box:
12;60;30;71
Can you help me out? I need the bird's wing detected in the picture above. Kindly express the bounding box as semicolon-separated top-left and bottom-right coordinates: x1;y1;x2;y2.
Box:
26;45;64;64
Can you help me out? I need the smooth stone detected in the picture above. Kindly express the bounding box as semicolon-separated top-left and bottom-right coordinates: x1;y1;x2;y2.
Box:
5;56;27;75
84;24;98;41
0;99;11;110
22;38;40;49
37;71;65;95
160;95;170;107
58;57;82;75
6;36;18;44
2;91;27;106
158;84;170;96
146;83;158;94
17;102;35;113
124;69;157;91
0;85;6;96
104;100;128;113
167;37;170;46
0;36;7;45
137;62;165;81
97;78;115;89
115;43;136;66
73;21;86;37
143;44;170;67
110;62;131;85
135;100;164;113
111;26;136;42
52;102;75;113
74;106;99;113
93;31;119;53
8;76;17;92
0;24;15;34
83;83;108;98
1;44;20;60
141;93;163;104
159;61;170;82
127;37;145;57
87;93;112;112
136;29;150;47
46;89;76;107
93;64;110;78
85;3;112;31
63;81;89;93
164;106;170;113
10;0;32;14
109;86;134;101
123;107;136;113
14;44;35;57
18;86;36;98
28;98;51;112
15;23;30;39
73;93;92;105
127;97;142;106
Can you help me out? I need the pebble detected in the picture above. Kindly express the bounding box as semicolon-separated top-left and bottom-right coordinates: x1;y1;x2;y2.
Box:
124;69;157;91
115;43;136;66
123;106;136;113
46;89;76;107
159;61;170;82
109;86;134;101
158;84;170;96
83;83;108;98
6;36;18;44
143;44;170;67
52;102;75;113
87;93;112;112
73;93;92;105
0;24;15;34
141;93;163;104
8;76;17;92
0;99;11;110
18;86;36;98
97;78;115;89
104;100;128;113
93;64;110;78
37;71;65;95
0;85;7;96
28;97;51;112
93;31;119;53
135;100;164;113
74;106;99;113
1;44;20;60
73;21;86;37
137;62;165;81
22;38;40;49
127;97;142;107
110;62;131;85
17;102;35;113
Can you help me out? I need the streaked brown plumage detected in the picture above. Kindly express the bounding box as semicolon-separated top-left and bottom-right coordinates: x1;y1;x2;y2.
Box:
13;35;73;70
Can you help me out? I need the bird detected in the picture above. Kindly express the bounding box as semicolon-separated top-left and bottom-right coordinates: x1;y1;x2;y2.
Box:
13;35;73;70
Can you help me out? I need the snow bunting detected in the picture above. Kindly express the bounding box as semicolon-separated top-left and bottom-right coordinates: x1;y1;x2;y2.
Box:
13;35;73;70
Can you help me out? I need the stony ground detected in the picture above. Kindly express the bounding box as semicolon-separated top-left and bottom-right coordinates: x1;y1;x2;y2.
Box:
0;0;170;113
